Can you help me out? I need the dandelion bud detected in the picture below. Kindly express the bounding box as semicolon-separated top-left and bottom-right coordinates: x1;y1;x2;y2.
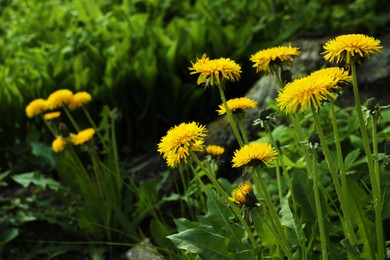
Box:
308;131;320;146
366;98;379;112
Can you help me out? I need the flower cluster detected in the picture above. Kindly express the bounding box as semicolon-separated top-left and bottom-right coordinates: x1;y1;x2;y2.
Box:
25;89;92;118
26;89;95;153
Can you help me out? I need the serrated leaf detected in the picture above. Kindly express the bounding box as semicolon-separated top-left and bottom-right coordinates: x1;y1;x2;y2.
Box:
167;228;233;260
206;189;247;250
11;172;61;191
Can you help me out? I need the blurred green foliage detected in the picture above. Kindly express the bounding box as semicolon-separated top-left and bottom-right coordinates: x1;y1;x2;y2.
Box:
1;0;389;167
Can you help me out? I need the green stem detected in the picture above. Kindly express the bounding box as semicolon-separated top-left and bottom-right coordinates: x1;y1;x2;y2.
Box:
217;84;244;147
371;113;384;259
63;106;80;132
189;162;207;210
310;103;359;248
311;149;328;260
82;106;109;151
252;168;293;259
329;102;357;245
265;125;284;204
189;150;256;247
274;69;284;90
237;115;249;145
351;63;383;259
289;113;313;175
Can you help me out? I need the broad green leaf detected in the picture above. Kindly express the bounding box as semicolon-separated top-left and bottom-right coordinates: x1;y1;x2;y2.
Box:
173;218;201;233
344;149;360;169
31;142;55;167
168;228;233;260
346;177;376;259
291;170;316;222
206;189;247;250
150;219;172;248
0;228;19;245
11;172;61;191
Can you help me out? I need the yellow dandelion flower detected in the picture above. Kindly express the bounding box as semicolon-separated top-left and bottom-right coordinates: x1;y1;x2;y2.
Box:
232;142;277;168
47;89;73;109
217;97;257;115
206;145;225;156
276;67;351;114
68;91;92;110
189;54;242;87
44;111;61;121
322;34;382;64
26;98;48;118
229;181;255;205
158;122;207;167
250;45;301;73
52;136;67;153
70;128;95;145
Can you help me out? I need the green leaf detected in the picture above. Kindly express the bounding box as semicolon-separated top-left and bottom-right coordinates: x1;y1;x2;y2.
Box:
11;172;61;191
0;228;19;245
291;169;316;222
167;228;233;260
346;177;376;259
344;149;360;171
206;189;247;250
31;142;55;167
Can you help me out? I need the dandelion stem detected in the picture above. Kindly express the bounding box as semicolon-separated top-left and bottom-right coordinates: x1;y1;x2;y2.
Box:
371;112;384;259
237;115;249;144
252;168;293;259
289;113;313;175
311;148;328;260
217;84;244;147
189;150;257;248
351;62;383;259
82;106;108;152
329;102;357;245
310;103;359;251
63;106;80;132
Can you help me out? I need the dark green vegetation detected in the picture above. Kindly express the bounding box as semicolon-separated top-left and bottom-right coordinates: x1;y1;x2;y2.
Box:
1;0;390;259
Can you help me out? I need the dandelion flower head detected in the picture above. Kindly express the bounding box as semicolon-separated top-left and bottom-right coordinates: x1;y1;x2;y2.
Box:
158;122;207;167
47;89;73;110
232;142;277;168
206;145;225;157
276;67;351;114
26;98;48;118
70;128;96;145
217;97;257;115
322;34;382;64
250;45;301;73
68;91;92;110
189;54;242;87
44;111;61;121
52;136;67;153
229;181;254;205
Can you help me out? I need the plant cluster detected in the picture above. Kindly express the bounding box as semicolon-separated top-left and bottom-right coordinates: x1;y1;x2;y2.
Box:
156;33;390;259
1;0;389;168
